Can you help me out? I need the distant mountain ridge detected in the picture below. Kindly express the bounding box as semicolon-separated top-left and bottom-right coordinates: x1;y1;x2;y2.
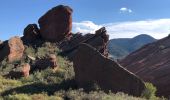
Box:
108;34;156;59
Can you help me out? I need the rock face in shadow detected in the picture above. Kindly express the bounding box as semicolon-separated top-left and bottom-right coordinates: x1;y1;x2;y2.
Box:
59;27;109;60
0;37;24;62
73;43;145;96
120;36;170;97
38;5;73;42
22;24;40;42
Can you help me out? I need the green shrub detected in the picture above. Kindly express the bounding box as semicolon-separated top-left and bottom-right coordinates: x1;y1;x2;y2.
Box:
141;82;163;100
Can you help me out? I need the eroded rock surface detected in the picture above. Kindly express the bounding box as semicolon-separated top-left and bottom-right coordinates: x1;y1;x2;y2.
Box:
120;36;170;96
59;27;109;60
73;43;145;96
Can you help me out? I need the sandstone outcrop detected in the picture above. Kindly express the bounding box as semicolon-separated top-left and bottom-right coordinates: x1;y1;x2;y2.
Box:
73;43;145;96
38;5;73;42
0;37;24;62
8;37;25;62
22;24;40;42
59;27;109;60
120;36;170;96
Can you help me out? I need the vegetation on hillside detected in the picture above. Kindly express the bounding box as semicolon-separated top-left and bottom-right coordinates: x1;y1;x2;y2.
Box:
0;41;166;100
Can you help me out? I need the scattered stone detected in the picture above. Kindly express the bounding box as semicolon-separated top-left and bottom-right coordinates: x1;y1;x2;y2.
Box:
22;24;40;42
27;55;36;61
73;43;145;96
38;5;73;42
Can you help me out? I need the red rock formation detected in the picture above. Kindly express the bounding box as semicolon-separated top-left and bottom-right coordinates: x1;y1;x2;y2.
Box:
59;27;109;60
8;37;25;62
22;24;40;42
38;5;73;42
0;37;24;62
120;36;170;97
73;43;145;96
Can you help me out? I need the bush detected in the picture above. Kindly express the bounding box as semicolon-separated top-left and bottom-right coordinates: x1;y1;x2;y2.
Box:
141;82;166;100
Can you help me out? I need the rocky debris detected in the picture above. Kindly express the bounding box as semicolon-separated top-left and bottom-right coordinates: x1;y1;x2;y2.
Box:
34;54;58;71
38;5;73;42
73;43;145;96
120;36;170;96
0;37;24;62
27;55;36;61
4;63;30;78
22;24;40;42
59;27;109;60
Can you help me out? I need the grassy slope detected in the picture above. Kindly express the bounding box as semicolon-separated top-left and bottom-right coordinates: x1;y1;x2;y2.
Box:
0;41;164;100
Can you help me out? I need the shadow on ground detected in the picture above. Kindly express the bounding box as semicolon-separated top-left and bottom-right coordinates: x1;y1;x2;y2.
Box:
1;79;77;96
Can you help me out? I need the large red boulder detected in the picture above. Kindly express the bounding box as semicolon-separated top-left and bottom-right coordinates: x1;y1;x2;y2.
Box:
8;37;25;62
0;37;24;62
38;5;73;42
73;43;145;96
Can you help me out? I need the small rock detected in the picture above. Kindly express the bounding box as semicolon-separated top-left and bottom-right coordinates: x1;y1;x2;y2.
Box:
21;63;30;77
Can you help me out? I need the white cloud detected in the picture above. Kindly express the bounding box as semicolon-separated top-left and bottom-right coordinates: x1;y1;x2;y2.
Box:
72;19;170;39
120;7;133;13
73;21;102;34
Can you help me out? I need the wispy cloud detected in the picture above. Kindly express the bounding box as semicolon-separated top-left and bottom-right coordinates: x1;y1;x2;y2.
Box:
73;19;170;39
120;7;132;13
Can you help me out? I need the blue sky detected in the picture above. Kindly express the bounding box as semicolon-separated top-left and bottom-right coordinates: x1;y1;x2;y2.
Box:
1;0;170;40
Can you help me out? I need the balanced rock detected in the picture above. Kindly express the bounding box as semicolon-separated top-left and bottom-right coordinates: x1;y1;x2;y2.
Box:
38;5;73;42
22;24;40;42
73;43;145;96
0;37;24;62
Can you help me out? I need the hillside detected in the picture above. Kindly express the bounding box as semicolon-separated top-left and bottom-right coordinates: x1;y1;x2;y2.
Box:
108;34;156;59
0;5;165;100
120;35;170;97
